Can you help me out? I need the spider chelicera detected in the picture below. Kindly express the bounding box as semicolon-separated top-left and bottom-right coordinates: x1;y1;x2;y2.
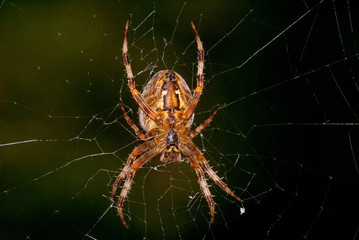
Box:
111;20;243;228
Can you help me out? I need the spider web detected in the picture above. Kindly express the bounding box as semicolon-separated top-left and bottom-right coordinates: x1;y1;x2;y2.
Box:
1;0;359;239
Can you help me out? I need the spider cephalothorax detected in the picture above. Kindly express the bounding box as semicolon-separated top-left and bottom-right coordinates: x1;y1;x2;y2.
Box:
111;20;243;228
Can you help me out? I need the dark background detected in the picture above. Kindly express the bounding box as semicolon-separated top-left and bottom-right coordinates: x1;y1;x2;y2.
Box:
1;0;359;239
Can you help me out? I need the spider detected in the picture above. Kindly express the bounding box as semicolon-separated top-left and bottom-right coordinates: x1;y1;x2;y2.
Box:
111;20;243;228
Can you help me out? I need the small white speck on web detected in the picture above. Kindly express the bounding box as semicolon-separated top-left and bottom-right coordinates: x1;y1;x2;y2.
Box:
240;207;245;215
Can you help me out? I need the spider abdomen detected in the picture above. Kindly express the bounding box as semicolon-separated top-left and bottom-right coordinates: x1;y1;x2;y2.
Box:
139;70;194;132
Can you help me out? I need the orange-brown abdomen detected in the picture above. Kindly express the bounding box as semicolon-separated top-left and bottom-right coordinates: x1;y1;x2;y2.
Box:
139;70;194;132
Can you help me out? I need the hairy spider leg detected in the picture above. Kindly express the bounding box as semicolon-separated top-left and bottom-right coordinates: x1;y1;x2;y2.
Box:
189;141;243;203
111;140;155;201
190;108;218;138
120;103;146;140
122;20;163;125
115;147;161;228
181;142;243;222
120;103;158;140
182;146;215;222
182;21;205;121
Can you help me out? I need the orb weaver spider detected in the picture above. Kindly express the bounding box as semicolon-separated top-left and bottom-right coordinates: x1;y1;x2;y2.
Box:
111;20;243;228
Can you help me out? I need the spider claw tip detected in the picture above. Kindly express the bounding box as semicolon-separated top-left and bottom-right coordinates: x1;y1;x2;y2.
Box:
124;20;129;34
190;21;197;33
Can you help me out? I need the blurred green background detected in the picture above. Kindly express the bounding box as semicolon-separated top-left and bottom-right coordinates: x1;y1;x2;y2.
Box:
1;0;359;239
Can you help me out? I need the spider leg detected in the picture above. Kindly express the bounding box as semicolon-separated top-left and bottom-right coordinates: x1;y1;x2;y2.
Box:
200;155;243;203
182;21;205;121
111;140;155;201
190;141;243;203
122;20;163;125
181;141;242;222
190;108;218;139
120;103;149;140
187;155;215;223
115;147;161;228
